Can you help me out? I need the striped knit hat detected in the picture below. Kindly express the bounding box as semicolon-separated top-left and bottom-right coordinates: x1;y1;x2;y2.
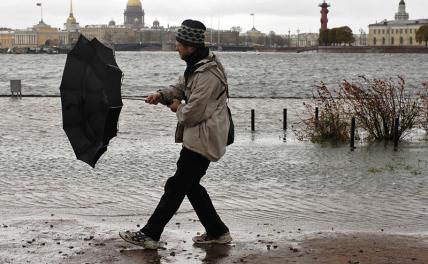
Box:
176;19;206;48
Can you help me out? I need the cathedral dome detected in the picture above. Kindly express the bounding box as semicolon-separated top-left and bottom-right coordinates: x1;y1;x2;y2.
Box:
124;0;144;27
127;0;142;7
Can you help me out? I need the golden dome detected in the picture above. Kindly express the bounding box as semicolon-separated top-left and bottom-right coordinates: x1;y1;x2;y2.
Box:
127;0;142;7
67;15;77;24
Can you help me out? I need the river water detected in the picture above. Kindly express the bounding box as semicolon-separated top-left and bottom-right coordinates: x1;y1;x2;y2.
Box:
0;53;428;240
0;52;428;97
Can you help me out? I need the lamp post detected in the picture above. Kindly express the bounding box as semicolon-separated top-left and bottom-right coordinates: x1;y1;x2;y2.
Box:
210;16;213;44
217;16;221;50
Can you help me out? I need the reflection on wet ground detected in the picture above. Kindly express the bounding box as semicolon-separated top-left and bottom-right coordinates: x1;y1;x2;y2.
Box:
192;244;232;263
119;248;162;264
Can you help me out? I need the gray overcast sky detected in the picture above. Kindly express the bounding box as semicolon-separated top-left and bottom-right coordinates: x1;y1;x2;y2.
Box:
0;0;427;34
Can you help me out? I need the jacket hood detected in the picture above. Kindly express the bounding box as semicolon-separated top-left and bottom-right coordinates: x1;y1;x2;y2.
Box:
195;52;228;86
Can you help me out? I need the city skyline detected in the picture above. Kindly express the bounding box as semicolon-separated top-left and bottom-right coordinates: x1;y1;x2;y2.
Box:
1;0;427;34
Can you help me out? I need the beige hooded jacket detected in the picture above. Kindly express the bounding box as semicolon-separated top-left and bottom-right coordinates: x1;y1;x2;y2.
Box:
159;52;229;161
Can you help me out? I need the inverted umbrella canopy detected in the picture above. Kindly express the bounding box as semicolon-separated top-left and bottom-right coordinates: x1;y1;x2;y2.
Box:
60;34;123;168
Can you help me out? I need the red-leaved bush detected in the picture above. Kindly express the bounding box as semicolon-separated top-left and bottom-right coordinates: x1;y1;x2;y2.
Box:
342;76;420;141
295;76;424;143
294;82;349;143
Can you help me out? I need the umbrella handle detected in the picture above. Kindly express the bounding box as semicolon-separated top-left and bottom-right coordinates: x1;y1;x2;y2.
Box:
121;95;172;105
122;96;148;101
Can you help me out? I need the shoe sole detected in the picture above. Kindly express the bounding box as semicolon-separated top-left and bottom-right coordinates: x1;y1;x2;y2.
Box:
192;237;233;244
119;232;159;250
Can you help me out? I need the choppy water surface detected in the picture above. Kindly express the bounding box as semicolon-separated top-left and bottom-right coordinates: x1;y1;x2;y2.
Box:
0;52;428;97
1;98;427;234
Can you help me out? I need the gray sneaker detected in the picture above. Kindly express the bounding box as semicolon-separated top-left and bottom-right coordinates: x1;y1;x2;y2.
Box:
192;232;232;244
119;230;159;249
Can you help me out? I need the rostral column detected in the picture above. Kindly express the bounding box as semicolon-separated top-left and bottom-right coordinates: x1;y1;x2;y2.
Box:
319;0;330;30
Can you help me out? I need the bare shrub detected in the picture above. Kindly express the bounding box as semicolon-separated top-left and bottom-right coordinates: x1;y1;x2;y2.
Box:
295;76;422;143
294;82;350;143
418;82;428;132
342;76;420;141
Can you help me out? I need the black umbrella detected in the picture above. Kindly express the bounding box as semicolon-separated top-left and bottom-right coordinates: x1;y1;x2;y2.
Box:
60;34;123;168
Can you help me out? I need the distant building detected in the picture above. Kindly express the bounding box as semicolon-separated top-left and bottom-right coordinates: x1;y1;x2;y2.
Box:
354;29;368;46
137;25;240;50
368;0;428;46
14;21;65;48
138;19;166;44
206;29;240;45
246;27;264;39
33;21;62;46
242;28;266;46
80;25;138;44
13;0;81;49
289;33;319;47
124;0;145;28
14;29;37;48
0;29;14;49
151;19;161;30
140;27;164;44
109;19;117;27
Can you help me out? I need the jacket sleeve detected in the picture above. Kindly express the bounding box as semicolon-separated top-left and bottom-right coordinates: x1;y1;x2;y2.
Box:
158;76;186;104
176;71;219;127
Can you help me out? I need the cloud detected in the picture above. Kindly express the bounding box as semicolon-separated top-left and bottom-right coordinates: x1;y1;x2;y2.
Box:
0;0;427;34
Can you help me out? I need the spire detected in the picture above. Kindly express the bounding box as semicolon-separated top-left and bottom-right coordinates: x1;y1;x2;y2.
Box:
65;0;78;28
70;0;74;16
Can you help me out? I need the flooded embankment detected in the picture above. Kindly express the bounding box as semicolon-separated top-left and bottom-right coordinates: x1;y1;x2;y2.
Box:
1;97;427;263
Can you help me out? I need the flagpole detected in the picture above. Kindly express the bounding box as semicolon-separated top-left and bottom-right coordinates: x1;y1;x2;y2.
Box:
37;2;43;22
250;13;255;30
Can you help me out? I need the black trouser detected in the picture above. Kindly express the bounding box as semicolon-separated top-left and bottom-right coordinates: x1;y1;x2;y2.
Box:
141;147;229;241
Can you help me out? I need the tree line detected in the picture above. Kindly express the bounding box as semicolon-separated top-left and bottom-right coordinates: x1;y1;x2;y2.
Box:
416;25;428;46
319;26;355;46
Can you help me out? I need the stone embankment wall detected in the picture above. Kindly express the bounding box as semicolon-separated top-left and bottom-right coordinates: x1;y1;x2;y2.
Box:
318;46;428;53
